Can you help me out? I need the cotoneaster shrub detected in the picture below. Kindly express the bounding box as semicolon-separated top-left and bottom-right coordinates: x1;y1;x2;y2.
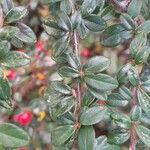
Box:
41;0;150;150
0;0;36;149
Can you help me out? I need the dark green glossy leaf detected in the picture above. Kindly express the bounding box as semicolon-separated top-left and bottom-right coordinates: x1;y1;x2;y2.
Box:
83;56;110;74
80;106;108;125
84;73;118;92
60;0;71;15
130;105;142;121
0;77;11;100
58;66;80;78
78;20;89;39
108;130;130;145
51;81;71;95
56;11;72;31
101;24;132;47
127;66;140;86
95;136;121;150
111;112;132;129
51;125;75;145
138;20;150;34
129;33;147;59
50;96;75;118
16;23;36;43
84;15;106;32
127;0;142;17
120;13;136;30
117;63;132;83
118;86;132;100
136;125;150;147
81;0;97;16
137;88;150;115
1;51;30;68
71;11;82;29
0;40;10;58
0;26;19;39
0;123;30;148
100;6;115;21
53;35;69;58
82;90;95;106
5;7;28;23
107;93;129;107
78;126;95;150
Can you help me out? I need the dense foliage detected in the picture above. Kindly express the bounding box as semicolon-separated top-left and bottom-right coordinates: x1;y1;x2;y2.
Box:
1;0;150;150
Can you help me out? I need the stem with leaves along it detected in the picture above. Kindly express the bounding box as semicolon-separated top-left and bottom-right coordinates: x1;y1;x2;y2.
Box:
70;0;81;127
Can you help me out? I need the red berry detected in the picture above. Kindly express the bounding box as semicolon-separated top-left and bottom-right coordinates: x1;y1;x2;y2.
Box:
17;147;27;150
81;48;90;58
13;111;33;126
35;40;44;51
6;69;17;80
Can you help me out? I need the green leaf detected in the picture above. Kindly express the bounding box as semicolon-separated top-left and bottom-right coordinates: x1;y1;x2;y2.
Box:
0;40;10;58
120;13;136;30
95;136;121;150
78;126;95;150
0;26;19;39
80;106;108;125
84;73;118;92
107;93;129;107
130;105;142;121
117;63;132;83
67;52;81;69
82;90;95;106
0;77;11;100
71;11;82;29
129;33;147;59
51;125;75;145
141;79;150;93
83;56;110;74
50;96;75;118
51;81;71;95
0;123;30;148
100;6;115;21
56;11;72;31
84;15;106;32
53;35;69;58
1;0;14;14
5;6;28;23
127;0;142;17
118;86;132;100
108;130;130;145
58;66;80;78
16;23;36;43
101;24;132;47
81;0;97;16
127;66;140;86
136;125;150;147
111;112;132;129
134;46;150;64
78;19;89;39
11;36;23;48
60;0;71;15
1;51;30;68
138;20;150;34
88;87;108;100
137;88;150;115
